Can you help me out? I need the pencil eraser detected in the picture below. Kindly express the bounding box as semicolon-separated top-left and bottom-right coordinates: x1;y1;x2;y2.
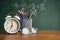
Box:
31;28;37;33
22;28;29;34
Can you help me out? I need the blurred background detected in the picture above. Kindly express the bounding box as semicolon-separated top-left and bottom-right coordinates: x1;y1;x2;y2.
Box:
0;0;60;30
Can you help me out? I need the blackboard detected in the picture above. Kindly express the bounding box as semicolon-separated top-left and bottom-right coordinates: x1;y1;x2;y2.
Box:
0;0;60;30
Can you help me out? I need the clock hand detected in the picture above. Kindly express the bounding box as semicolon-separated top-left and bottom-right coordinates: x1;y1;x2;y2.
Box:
10;20;13;29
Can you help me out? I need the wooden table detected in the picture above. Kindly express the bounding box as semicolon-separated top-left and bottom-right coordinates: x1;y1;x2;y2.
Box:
0;30;60;40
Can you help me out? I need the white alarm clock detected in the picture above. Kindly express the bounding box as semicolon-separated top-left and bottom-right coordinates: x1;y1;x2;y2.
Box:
4;15;20;34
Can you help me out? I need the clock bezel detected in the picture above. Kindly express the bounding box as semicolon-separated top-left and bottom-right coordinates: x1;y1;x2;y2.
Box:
4;17;20;34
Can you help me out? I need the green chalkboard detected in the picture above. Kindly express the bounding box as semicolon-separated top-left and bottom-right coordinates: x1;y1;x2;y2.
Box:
0;0;60;30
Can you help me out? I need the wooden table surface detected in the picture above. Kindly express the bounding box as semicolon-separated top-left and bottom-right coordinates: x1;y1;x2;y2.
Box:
0;30;60;40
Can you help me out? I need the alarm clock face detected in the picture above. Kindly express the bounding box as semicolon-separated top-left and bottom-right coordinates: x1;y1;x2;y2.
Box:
4;18;20;34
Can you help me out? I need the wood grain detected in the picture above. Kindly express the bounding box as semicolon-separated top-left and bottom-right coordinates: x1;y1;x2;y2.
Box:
0;30;60;40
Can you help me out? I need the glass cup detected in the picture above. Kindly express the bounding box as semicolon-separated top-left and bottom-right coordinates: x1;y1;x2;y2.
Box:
22;18;32;34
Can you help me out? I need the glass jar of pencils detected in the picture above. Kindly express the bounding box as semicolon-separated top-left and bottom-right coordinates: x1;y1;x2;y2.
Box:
22;18;32;34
